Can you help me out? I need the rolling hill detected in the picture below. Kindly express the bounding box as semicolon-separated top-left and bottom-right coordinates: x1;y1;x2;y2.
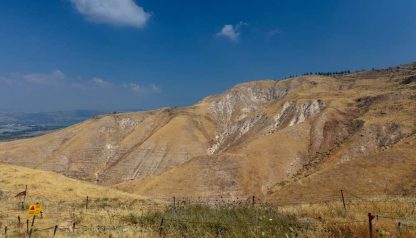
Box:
0;163;150;202
0;62;415;202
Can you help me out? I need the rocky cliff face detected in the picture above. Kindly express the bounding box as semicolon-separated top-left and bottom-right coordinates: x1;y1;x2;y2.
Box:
1;63;415;201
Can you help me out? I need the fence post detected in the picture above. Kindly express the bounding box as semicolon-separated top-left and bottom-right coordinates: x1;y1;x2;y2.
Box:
159;218;164;237
26;219;29;234
53;225;58;236
72;222;76;233
22;185;27;210
28;215;36;237
4;226;7;236
17;215;21;224
397;222;401;236
173;196;176;209
86;196;89;209
368;213;375;238
31;215;36;227
252;196;255;207
340;190;346;211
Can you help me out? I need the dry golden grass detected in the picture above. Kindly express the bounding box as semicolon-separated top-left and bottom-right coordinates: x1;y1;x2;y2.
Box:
1;165;415;238
0;164;166;237
278;195;416;237
2;196;411;237
0;164;152;201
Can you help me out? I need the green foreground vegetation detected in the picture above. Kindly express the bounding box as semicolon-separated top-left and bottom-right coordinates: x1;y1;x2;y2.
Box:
123;204;302;237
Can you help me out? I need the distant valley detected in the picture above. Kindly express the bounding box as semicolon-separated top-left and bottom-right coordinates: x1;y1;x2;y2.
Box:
0;110;109;140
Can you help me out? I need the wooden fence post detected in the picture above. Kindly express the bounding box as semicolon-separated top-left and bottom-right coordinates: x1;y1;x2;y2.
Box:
4;226;7;236
53;225;58;236
28;215;36;238
86;196;89;209
252;196;255;207
368;213;375;238
397;222;401;236
340;190;346;211
21;185;28;210
159;218;164;237
31;216;36;227
24;185;27;200
26;219;29;234
17;215;20;224
173;196;176;209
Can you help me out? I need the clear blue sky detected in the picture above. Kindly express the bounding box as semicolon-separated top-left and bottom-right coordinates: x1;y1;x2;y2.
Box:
0;0;415;112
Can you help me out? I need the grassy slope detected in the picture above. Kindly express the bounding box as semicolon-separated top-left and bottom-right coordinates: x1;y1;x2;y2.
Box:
0;164;165;237
267;134;416;204
0;163;147;201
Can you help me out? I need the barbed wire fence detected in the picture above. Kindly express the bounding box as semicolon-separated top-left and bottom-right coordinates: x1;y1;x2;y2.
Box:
0;188;416;236
1;185;416;237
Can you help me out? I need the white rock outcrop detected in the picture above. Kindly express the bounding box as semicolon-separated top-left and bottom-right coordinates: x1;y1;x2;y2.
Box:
266;100;325;134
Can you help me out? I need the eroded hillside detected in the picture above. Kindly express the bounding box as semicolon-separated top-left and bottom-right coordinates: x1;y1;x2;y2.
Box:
1;63;415;201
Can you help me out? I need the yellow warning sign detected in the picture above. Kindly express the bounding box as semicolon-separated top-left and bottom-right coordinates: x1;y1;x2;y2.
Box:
28;204;42;216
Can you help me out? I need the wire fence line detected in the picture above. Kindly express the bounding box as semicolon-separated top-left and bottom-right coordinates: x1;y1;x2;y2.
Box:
2;215;413;237
1;187;416;236
2;188;416;211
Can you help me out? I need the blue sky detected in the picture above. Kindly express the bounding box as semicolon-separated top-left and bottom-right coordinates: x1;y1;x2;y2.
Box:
0;0;415;112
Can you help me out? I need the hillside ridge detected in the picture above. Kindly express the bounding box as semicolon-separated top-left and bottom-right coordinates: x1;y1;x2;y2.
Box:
1;62;415;201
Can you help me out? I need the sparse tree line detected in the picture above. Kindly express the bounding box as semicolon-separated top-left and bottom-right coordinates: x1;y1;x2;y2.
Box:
302;70;351;76
279;62;416;80
280;70;352;80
